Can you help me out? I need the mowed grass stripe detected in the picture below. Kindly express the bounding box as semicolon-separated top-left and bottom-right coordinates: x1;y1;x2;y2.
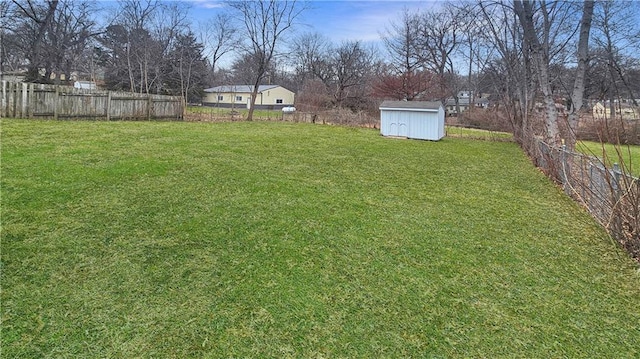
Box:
2;119;639;357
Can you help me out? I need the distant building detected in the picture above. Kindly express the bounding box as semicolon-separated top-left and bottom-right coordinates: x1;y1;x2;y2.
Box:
445;91;490;116
202;85;295;110
592;101;639;120
74;81;97;90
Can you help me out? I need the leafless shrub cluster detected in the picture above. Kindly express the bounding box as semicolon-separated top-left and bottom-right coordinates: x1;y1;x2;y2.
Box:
578;119;640;146
453;108;513;133
532;138;640;262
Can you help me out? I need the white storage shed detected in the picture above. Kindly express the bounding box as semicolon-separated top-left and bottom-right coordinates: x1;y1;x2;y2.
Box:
379;101;445;141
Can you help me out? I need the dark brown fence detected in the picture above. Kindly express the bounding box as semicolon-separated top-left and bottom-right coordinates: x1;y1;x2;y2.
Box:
1;82;183;120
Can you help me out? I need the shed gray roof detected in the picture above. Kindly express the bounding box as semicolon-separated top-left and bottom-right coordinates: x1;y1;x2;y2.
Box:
204;85;281;93
379;100;442;110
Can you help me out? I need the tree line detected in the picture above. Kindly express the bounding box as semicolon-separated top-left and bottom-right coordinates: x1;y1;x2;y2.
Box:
1;0;639;144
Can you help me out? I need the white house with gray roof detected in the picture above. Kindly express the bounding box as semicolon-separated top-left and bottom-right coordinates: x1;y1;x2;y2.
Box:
202;85;295;110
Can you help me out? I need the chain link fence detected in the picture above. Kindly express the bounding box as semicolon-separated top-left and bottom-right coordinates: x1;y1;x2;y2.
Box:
535;139;639;261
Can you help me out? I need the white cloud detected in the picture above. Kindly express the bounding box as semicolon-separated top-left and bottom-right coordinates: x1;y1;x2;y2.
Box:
189;0;224;10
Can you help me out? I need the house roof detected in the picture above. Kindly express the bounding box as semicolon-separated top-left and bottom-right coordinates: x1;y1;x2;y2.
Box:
379;100;442;111
445;98;489;106
204;85;282;93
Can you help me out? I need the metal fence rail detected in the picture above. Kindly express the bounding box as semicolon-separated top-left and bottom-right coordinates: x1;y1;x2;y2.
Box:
1;81;183;121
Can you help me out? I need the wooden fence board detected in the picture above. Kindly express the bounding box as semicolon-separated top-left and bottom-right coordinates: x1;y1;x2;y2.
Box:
0;82;183;121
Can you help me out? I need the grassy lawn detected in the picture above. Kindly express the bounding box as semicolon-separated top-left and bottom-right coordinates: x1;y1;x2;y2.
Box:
445;126;514;141
188;105;283;120
2;119;639;357
577;140;640;176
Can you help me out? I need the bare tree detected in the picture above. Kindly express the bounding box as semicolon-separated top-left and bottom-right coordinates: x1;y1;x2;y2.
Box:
114;0;160;92
477;0;536;144
5;0;101;83
329;40;377;109
148;1;189;93
513;0;560;145
0;1;13;75
290;31;331;85
230;51;271;86
453;1;496;114
290;34;377;111
9;0;59;81
418;4;463;106
415;7;458;77
198;12;238;85
513;0;582;146
566;0;594;149
372;64;444;102
379;8;426;100
227;0;306;121
591;0;640;123
45;0;98;84
164;31;208;103
103;0;188;94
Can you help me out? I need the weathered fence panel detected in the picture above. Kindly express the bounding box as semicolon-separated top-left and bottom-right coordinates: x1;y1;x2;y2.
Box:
1;81;183;120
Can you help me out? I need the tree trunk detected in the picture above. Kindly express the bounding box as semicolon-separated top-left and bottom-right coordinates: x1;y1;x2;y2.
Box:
540;72;560;144
246;81;260;121
566;0;595;149
514;0;560;145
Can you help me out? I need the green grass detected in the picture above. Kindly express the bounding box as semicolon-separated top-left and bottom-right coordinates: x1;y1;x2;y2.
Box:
188;105;282;119
2;119;639;357
577;140;640;176
446;126;514;141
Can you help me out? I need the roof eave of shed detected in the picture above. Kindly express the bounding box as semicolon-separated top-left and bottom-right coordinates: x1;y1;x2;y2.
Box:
379;106;440;112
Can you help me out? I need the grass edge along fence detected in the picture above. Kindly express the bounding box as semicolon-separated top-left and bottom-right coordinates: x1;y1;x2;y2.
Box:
535;139;639;261
1;81;183;121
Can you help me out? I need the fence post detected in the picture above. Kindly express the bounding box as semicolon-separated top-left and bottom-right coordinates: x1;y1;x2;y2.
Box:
21;82;28;118
7;82;14;117
181;96;186;120
106;91;111;121
147;94;152;121
1;81;5;118
29;83;36;118
612;163;621;194
611;162;623;239
561;144;568;193
54;86;59;120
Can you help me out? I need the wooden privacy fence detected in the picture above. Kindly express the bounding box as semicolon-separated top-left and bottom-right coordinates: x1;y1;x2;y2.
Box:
1;81;184;121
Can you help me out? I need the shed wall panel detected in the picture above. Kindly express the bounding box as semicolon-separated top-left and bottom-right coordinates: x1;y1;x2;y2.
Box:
380;108;443;141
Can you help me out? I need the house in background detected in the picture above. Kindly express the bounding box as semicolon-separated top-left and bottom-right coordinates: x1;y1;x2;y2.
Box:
379;101;445;141
202;85;295;110
592;101;639;120
445;91;490;116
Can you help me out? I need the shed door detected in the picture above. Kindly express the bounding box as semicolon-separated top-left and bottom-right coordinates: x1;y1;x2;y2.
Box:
397;121;408;137
386;111;408;137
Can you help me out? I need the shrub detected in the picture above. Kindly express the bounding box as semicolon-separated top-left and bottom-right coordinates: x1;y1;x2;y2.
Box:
578;118;640;145
456;108;513;132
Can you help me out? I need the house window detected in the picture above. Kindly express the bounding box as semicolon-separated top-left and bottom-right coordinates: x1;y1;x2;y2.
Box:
217;95;223;101
236;95;243;101
276;99;283;104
